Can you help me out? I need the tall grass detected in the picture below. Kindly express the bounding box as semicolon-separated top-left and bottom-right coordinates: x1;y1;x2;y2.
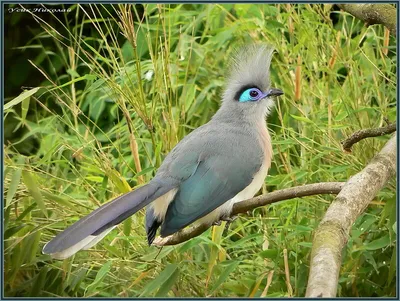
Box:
4;4;396;297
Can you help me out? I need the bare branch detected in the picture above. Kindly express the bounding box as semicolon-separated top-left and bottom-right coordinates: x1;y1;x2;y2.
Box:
341;122;396;152
153;182;345;246
338;4;397;36
306;134;397;297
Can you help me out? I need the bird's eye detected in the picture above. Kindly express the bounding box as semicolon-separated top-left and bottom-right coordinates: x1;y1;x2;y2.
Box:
249;90;259;97
238;88;264;102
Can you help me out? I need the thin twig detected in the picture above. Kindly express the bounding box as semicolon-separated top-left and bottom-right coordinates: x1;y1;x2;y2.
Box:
341;122;396;152
153;182;345;246
119;99;144;184
260;270;274;297
283;249;293;297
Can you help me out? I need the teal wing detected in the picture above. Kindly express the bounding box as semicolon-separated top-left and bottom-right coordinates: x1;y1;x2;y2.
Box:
160;154;262;237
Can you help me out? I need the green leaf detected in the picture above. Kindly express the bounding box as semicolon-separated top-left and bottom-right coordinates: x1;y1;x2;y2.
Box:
179;237;203;253
4;87;41;110
85;74;97;81
290;114;314;124
123;218;132;237
362;251;378;273
86;261;113;294
88;95;106;122
21;96;30;122
208;223;226;279
67;68;80;78
41;190;77;210
70;268;88;293
134;166;155;178
258;249;278;259
107;169;132;193
298;242;313;248
5;167;22;207
294;225;313;232
334;110;348;122
140;246;174;262
24;231;42;264
155;268;180;297
22;170;47;217
84;43;114;66
48;74;97;92
103;244;124;258
226;233;261;249
85;176;104;183
123;218;132;253
121;40;135;62
4;224;26;239
387;246;396;284
352;216;376;239
16;203;37;221
209;260;239;294
329;165;349;173
362;234;391;250
140;264;178;297
9;243;23;284
30;266;48;296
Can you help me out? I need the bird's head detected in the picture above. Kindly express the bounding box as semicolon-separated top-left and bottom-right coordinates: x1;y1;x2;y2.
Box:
220;44;283;120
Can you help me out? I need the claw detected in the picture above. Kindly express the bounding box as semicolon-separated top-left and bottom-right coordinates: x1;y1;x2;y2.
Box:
220;215;237;223
213;215;237;227
213;220;222;226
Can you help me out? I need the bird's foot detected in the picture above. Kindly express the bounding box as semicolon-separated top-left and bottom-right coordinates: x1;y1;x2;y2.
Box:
220;215;237;223
212;220;222;226
212;215;237;227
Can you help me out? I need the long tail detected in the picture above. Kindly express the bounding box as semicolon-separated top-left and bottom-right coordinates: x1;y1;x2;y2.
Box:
42;180;174;259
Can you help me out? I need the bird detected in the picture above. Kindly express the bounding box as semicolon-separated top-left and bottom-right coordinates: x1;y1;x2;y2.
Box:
42;44;284;259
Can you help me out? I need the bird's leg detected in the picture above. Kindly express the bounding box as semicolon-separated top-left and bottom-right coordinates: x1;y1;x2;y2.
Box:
220;215;237;223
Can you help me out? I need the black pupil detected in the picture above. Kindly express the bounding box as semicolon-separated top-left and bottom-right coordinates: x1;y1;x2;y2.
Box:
250;90;258;97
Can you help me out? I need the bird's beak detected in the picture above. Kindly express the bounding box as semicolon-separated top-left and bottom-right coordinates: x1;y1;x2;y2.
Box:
266;88;284;97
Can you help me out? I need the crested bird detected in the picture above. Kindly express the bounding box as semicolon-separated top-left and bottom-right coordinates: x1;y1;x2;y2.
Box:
43;44;284;259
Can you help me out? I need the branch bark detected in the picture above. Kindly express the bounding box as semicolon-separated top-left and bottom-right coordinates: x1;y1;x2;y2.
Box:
341;122;396;152
338;4;397;36
153;182;344;246
305;134;397;297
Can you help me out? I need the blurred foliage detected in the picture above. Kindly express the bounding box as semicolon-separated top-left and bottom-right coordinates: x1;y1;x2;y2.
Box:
3;3;397;297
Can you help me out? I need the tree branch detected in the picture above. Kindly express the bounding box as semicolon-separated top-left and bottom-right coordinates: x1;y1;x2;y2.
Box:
305;134;397;297
337;4;397;36
153;182;345;246
341;122;396;152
